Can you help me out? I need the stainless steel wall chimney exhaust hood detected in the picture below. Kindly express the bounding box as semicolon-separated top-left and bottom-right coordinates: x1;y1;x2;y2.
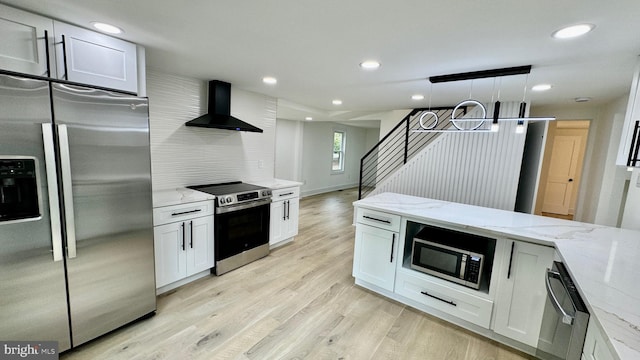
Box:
185;80;263;133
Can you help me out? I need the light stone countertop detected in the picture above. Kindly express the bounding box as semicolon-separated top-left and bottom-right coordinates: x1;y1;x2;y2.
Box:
354;192;640;360
248;178;303;190
152;188;215;208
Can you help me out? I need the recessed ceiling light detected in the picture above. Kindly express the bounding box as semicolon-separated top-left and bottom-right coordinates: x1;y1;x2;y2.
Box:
305;117;313;121
532;84;552;92
359;60;381;70
575;97;591;103
552;24;594;39
332;99;342;105
411;94;425;100
91;22;123;34
262;76;277;85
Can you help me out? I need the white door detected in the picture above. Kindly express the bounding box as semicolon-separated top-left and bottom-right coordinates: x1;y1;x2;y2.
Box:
186;216;215;275
542;135;582;214
493;240;554;347
53;21;138;93
352;224;398;292
153;222;187;287
0;4;55;77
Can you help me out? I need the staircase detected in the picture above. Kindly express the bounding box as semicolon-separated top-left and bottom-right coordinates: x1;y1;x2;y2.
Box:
358;107;464;199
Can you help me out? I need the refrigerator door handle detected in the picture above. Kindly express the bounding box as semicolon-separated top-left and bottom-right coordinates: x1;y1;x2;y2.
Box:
58;125;77;258
42;124;64;262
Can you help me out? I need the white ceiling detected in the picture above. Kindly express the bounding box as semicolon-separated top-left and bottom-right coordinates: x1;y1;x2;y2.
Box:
5;0;640;125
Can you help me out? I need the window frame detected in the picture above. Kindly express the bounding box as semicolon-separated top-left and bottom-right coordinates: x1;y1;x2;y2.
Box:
331;130;346;173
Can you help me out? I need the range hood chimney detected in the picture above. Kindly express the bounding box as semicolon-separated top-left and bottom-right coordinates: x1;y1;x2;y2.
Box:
185;80;263;133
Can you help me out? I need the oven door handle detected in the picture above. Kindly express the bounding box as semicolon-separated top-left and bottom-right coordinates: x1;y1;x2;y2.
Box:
545;269;574;325
216;198;272;214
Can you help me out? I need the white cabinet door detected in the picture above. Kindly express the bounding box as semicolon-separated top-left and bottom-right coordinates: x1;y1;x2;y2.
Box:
0;4;55;77
493;239;554;347
352;224;398;292
186;216;215;275
284;198;299;239
53;21;138;93
582;319;615;360
270;196;300;247
153;222;187;288
269;200;285;246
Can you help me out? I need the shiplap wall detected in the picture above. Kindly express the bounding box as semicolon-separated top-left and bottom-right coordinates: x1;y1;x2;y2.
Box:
370;102;528;210
147;70;277;191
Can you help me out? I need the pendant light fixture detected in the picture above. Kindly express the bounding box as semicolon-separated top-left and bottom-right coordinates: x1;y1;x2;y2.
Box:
412;65;555;134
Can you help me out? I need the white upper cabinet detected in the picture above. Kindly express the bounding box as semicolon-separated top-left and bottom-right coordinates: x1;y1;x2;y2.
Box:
53;21;138;93
0;4;139;94
0;4;55;77
617;57;640;167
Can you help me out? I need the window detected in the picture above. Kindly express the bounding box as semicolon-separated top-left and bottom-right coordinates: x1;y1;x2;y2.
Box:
332;130;345;172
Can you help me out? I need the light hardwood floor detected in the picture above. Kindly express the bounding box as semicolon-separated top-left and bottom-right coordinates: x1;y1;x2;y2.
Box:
61;188;536;360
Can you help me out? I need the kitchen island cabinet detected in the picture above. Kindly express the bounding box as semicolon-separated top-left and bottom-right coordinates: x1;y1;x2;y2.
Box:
492;240;554;347
352;208;400;292
353;192;640;360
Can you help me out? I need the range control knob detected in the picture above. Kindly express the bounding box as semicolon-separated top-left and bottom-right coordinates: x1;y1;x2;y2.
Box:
226;196;233;203
262;190;271;196
219;197;225;204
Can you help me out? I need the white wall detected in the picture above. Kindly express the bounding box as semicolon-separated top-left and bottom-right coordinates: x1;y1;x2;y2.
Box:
531;98;628;223
371;102;528;211
298;121;370;196
147;70;277;191
274;119;303;181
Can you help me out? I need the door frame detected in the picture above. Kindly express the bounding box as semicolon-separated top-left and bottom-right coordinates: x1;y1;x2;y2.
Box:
534;120;590;218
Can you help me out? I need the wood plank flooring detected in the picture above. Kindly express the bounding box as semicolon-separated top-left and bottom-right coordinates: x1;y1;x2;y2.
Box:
61;188;536;360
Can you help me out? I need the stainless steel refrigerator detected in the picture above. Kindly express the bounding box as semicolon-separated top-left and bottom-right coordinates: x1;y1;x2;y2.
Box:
0;73;156;351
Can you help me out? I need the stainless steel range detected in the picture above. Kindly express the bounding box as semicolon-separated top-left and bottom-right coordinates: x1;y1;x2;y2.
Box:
187;181;271;275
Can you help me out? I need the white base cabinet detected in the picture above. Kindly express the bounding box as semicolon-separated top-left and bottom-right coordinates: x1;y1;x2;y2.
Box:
492;239;555;347
269;187;300;248
153;200;214;288
352;208;400;292
582;319;615;360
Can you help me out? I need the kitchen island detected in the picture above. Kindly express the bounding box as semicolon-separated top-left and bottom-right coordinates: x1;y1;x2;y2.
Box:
354;192;640;360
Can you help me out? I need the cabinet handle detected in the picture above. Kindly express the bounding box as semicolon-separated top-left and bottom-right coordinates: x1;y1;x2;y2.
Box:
171;209;202;216
507;241;515;279
43;30;51;77
279;192;294;197
181;222;185;251
282;201;287;220
390;233;395;263
362;215;391;224
286;200;290;220
61;34;69;80
189;220;193;248
421;291;457;307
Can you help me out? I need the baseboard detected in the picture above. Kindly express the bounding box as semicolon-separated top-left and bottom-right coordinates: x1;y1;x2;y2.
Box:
300;183;358;198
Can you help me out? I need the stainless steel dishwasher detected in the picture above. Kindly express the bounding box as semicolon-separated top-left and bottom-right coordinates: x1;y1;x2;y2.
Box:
537;261;590;360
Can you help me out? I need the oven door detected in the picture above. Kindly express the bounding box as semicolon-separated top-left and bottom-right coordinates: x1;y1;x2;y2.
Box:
411;239;466;284
215;198;270;263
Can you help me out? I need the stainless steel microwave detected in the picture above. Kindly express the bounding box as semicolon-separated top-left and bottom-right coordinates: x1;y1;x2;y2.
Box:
411;238;484;289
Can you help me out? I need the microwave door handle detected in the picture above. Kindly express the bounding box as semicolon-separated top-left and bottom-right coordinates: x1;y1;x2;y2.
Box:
58;125;77;258
545;269;574;325
42;124;63;262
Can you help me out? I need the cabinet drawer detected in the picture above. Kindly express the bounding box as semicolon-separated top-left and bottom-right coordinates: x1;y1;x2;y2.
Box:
272;186;300;200
395;269;493;328
356;208;401;232
153;200;214;226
